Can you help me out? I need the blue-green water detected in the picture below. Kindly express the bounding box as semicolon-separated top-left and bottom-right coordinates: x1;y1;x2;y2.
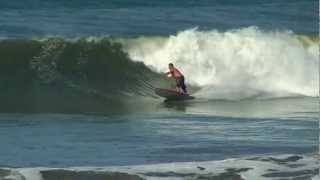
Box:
0;0;317;38
0;98;318;179
0;111;317;167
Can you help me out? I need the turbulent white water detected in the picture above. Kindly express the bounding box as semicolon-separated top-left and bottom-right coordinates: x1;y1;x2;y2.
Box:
122;27;319;100
2;154;318;180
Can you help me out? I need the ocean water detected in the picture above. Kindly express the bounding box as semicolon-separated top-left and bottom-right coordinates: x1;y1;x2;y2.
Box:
0;0;318;38
0;0;319;180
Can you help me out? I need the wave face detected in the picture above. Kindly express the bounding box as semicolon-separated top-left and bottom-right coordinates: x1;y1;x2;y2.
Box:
121;27;319;100
0;38;162;112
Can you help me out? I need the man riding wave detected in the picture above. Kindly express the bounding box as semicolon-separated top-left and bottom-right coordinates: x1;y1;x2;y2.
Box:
165;63;187;93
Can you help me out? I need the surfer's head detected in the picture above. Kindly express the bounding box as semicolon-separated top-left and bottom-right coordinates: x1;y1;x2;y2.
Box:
168;63;174;70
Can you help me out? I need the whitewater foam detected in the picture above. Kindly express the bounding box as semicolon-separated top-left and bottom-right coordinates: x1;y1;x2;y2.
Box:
1;154;318;180
121;27;319;100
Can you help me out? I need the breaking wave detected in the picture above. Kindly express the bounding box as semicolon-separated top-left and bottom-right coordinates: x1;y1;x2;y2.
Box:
121;27;319;100
0;27;318;112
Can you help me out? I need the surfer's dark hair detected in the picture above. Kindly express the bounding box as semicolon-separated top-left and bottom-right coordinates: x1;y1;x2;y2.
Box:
169;63;174;66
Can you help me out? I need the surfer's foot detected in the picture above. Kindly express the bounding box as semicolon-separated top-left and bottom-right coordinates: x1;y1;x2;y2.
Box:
176;87;182;93
182;88;187;93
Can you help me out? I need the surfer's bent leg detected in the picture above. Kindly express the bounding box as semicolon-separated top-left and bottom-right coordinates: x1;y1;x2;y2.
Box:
181;76;187;93
175;78;181;92
176;76;187;93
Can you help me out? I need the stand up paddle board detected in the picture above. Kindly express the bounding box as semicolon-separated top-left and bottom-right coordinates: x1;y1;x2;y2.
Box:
155;88;195;100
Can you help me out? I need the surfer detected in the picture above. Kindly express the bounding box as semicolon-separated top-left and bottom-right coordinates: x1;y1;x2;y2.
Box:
165;63;187;93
